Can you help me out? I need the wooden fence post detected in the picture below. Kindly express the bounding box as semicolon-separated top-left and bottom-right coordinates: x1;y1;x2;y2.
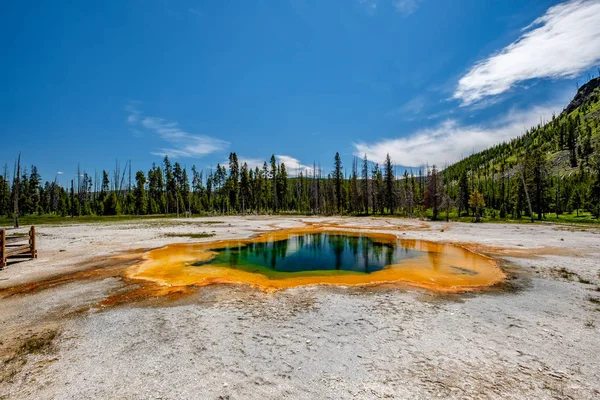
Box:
30;226;37;259
1;229;6;268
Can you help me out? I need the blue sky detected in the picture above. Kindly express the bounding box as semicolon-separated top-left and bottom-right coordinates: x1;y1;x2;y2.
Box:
2;0;600;183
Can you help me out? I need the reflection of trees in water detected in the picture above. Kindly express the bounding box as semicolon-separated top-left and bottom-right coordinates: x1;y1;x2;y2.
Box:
211;233;420;273
427;244;441;271
272;238;288;268
361;236;370;273
385;244;393;267
228;245;241;267
261;242;268;265
270;241;278;269
372;241;384;263
240;243;250;265
400;239;417;250
349;235;359;259
328;234;345;270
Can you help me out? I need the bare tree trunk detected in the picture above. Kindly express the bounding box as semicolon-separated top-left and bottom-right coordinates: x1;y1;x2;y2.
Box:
13;153;21;228
521;165;534;223
556;176;560;218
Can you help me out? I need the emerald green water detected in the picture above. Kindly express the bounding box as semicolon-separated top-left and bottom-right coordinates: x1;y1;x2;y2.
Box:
193;233;423;278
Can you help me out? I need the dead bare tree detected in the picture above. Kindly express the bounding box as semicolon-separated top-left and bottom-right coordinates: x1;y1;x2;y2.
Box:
13;153;21;228
520;164;534;223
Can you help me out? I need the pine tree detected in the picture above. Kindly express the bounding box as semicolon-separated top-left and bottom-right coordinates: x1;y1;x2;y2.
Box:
240;163;250;213
163;156;174;214
134;170;147;215
469;189;485;222
278;163;288;211
270;155;277;212
333;152;343;214
589;150;600;218
29;165;41;215
361;154;369;214
228;152;239;211
350;157;359;214
383;154;394;214
458;171;469;216
424;165;443;220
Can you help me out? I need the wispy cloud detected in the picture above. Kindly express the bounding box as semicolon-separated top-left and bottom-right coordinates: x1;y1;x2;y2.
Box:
56;171;63;175
393;0;421;16
354;102;563;167
126;103;229;158
454;0;600;105
189;8;203;17
386;96;426;118
358;0;422;16
358;0;377;15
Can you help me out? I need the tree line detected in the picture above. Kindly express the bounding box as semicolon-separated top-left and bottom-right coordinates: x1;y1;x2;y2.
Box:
1;83;599;223
2;145;598;224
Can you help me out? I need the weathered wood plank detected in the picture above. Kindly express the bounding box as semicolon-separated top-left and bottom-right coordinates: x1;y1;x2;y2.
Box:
5;244;32;256
0;227;37;268
0;229;5;268
5;236;28;244
30;226;37;258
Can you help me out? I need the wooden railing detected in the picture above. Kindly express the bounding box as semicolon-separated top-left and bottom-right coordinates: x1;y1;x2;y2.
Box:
0;226;37;269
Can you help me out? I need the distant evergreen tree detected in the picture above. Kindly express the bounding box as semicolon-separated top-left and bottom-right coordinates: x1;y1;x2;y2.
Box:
134;170;147;215
383;154;394;214
424;165;443;220
333;152;343;214
240;163;250;213
104;192;120;215
350;157;360;213
278;163;288;210
458;171;469;216
469;189;485;222
361;154;369;215
589;150;600;218
270;155;277;211
228;152;239;211
163;156;175;214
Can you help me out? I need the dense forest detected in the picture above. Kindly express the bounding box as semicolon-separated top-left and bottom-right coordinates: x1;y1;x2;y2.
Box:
1;79;599;223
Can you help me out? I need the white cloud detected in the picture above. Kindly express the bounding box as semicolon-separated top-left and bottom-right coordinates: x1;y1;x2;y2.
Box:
455;0;600;105
276;155;315;176
56;171;64;175
220;155;316;176
126;103;229;158
238;157;265;171
220;157;265;171
393;0;421;15
353;102;563;167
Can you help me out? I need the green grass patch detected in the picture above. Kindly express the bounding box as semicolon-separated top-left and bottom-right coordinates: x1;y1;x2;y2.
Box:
421;208;600;225
1;209;598;228
0;214;230;228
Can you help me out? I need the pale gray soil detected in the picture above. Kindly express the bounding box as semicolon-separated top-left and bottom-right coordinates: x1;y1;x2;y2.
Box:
1;217;599;399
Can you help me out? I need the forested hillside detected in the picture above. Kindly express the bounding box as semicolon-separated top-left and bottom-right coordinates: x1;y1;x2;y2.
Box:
1;79;599;223
444;77;600;221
